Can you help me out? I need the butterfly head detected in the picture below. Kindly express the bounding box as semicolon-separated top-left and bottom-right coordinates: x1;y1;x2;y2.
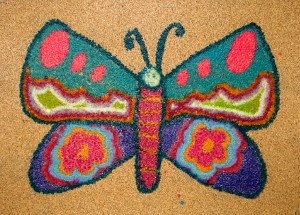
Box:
140;67;161;88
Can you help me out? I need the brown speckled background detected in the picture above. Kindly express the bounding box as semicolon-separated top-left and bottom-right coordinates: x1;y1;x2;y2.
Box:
0;0;299;214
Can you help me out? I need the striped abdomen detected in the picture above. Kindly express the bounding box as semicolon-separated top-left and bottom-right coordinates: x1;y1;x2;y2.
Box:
137;87;163;192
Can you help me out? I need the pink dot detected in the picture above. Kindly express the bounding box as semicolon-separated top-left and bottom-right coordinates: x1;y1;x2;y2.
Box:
40;30;70;68
91;65;107;82
71;53;87;73
177;70;189;87
226;31;257;74
198;59;211;78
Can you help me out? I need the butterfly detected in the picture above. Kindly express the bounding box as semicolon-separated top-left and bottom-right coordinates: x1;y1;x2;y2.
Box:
20;19;279;198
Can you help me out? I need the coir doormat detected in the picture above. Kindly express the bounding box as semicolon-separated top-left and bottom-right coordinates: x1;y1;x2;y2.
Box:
21;19;279;198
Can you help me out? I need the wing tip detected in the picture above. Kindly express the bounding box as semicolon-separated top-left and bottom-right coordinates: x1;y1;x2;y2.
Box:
212;135;268;199
42;19;70;31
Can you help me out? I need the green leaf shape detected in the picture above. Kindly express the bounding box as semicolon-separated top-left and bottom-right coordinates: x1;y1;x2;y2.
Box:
73;103;87;108
113;101;125;110
203;89;264;115
37;90;66;109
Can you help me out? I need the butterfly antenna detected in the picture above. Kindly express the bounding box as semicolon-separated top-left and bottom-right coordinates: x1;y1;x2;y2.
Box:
155;23;185;73
124;28;151;68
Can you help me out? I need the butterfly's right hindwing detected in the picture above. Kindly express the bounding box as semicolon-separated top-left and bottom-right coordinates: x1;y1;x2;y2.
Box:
161;117;266;198
21;19;138;124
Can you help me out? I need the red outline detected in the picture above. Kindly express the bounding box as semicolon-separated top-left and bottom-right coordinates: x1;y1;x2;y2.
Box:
104;125;123;160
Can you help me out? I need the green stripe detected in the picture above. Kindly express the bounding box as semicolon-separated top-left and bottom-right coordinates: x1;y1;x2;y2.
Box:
37;90;65;109
203;89;263;115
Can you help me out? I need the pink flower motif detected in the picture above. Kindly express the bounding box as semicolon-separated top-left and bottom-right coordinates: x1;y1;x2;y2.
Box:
59;128;109;175
185;125;231;172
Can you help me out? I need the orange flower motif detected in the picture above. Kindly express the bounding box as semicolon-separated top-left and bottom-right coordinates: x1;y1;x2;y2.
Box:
59;128;109;175
184;124;231;172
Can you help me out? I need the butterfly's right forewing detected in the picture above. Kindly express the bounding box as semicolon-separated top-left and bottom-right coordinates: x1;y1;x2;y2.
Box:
163;23;279;129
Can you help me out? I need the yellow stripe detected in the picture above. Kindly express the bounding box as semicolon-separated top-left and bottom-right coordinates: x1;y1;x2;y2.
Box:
139;118;161;124
139;132;159;140
139;109;161;114
139;121;160;126
139;148;158;155
140;167;157;172
142;97;162;102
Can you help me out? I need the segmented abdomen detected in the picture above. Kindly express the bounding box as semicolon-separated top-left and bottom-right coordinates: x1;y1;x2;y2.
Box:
137;87;163;192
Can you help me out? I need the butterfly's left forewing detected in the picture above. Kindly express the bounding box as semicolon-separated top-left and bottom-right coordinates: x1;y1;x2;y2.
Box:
21;19;138;124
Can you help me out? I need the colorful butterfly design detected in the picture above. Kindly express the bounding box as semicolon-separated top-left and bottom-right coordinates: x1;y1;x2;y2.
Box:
20;20;279;198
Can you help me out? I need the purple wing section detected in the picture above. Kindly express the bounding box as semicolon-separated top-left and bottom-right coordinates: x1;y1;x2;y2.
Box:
212;142;266;197
29;123;135;193
161;117;266;198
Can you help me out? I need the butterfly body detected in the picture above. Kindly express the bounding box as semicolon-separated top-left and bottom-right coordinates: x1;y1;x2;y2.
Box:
132;67;163;191
21;20;279;198
137;85;163;191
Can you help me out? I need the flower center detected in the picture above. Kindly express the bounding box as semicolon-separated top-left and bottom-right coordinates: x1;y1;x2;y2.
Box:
77;144;90;160
202;138;215;153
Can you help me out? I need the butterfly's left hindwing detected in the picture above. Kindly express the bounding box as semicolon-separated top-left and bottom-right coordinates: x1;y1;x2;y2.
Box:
29;123;136;193
21;20;138;123
164;23;279;129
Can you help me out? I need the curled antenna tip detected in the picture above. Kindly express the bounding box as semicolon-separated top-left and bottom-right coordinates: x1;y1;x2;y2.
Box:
125;37;134;50
172;22;185;37
124;28;151;67
124;29;137;50
176;27;185;37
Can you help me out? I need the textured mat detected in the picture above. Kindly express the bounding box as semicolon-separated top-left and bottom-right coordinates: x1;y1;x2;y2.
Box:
0;1;299;214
